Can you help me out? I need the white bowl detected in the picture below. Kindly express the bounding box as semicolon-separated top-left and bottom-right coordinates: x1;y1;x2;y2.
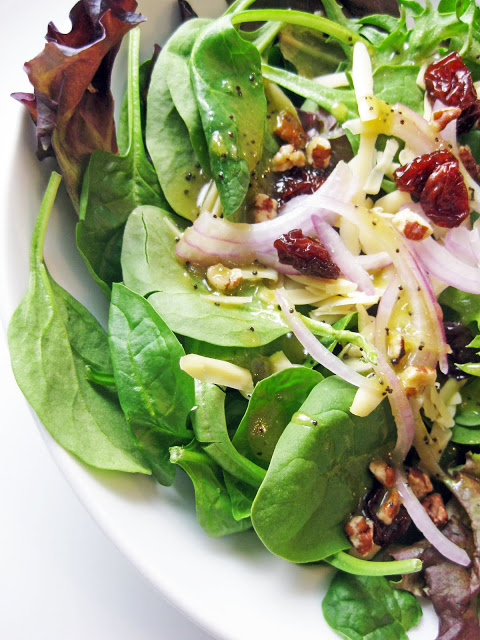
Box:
0;1;437;638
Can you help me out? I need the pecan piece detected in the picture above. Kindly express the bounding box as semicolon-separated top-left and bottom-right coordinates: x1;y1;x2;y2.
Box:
422;493;448;527
408;467;433;500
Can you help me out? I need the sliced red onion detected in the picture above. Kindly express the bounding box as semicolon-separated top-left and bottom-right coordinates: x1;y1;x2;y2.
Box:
390;103;439;156
414;236;480;294
375;351;415;461
374;274;400;355
275;290;378;389
193;161;359;249
469;226;480;266
395;466;471;567
356;252;391;270
444;227;477;266
312;217;375;294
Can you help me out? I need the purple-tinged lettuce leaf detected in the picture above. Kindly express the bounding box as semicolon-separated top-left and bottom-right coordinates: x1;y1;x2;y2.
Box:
13;0;145;211
392;517;480;640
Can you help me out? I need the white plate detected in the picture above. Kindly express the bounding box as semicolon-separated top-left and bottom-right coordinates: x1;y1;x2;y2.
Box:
0;1;437;638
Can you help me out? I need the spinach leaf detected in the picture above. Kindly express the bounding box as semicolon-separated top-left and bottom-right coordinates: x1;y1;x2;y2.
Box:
146;31;209;221
108;284;194;485
76;29;168;296
192;381;266;487
251;376;396;562
191;16;267;219
278;24;347;78
8;173;150;474
232;367;324;469
454;378;480;426
170;442;252;537
373;65;424;114
121;205;289;347
439;288;480;329
163;19;212;175
322;573;422;640
224;473;258;520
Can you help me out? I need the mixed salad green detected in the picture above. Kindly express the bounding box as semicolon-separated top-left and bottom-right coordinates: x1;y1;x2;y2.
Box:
10;0;480;637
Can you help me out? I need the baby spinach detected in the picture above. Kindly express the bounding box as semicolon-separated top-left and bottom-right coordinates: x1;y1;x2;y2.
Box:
224;473;258;521
146;30;209;221
251;376;396;563
322;573;422;640
192;381;266;487
121;205;289;347
439;287;480;328
108;284;194;485
191;16;267;219
170;442;252;537
232;367;324;469
163;19;212;175
8;173;150;474
76;29;168;296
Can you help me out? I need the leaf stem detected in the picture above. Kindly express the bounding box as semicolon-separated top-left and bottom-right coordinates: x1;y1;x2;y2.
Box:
127;27;143;156
325;551;422;576
252;21;283;55
84;365;116;387
304;316;378;365
31;172;62;270
224;0;258;16
231;9;372;50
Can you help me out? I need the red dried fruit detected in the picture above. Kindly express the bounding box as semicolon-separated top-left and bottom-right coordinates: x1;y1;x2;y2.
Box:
394;150;455;199
274;229;340;279
425;52;480;133
420;161;470;228
274;166;328;206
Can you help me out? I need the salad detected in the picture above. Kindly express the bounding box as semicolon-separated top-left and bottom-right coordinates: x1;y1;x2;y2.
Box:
9;0;480;637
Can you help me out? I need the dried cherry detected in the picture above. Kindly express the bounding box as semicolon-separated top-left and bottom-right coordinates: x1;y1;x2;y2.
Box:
424;52;480;133
274;166;328;206
394;149;455;199
363;486;411;547
420;161;469;228
274;229;340;279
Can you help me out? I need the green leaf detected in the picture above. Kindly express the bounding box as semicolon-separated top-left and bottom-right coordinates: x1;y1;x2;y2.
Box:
108;284;194;485
439;288;480;328
76;29;169;295
170;442;252;537
373;65;423;114
121;205;289;347
261;63;357;123
191;381;266;488
163;19;212;175
278;24;347;78
322;573;422;640
232;367;324;469
251;376;396;563
455;378;480;426
191;16;267;218
8;173;150;474
146;25;210;221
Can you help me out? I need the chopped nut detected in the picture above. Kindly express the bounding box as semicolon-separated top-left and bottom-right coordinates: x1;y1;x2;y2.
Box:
459;145;480;184
206;264;243;292
305;135;331;169
387;334;406;365
254;193;278;223
432;107;462;132
392;208;433;241
399;365;437;397
272;144;306;172
369;459;395;488
422;493;448;526
376;488;402;525
273;110;306;149
345;515;379;557
408;467;433;500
